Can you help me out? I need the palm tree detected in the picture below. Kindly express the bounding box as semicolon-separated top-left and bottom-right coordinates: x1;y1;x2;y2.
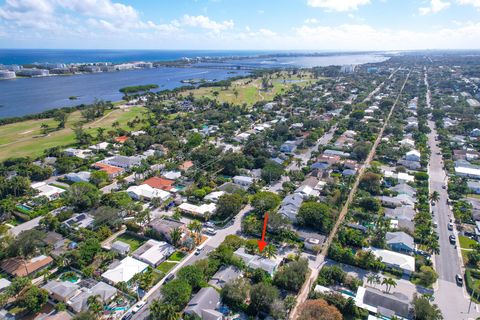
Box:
188;220;203;244
150;299;180;320
169;227;182;248
261;244;278;259
430;191;440;203
87;294;103;316
382;277;397;293
96;127;106;140
366;273;377;288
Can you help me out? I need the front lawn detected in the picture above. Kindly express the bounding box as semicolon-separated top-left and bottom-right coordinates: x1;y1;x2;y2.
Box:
156;261;176;273
116;233;145;251
459;236;477;249
168;251;186;262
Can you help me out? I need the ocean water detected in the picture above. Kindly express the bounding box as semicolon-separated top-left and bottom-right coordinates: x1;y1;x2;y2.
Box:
0;49;273;65
0;50;388;119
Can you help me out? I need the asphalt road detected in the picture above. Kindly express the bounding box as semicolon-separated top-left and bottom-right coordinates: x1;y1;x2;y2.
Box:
428;119;480;319
425;67;480;319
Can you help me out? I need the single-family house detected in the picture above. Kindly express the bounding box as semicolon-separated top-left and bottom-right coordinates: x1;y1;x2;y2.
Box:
233;248;279;275
233;175;254;188
67;281;117;314
42;280;79;303
36;311;72;320
142;177;175;192
208;266;242;289
149;218;187;244
367;247;415;275
178;203;217;218
384;207;416;221
132;240;175;267
62;213;94;230
101;257;148;284
103;155;142;170
279;193;304;222
162;171;182;180
204;191;226;203
127;184;171;201
92;163;124;179
0;279;11;293
111;240;130;255
280;141;297;154
1;255;53;277
179;161;194;171
405;150;421;162
455;166;480;180
389;183;416;197
377;196;404;208
386;231;415;254
355;286;411;320
184;287;223;320
65;171;91;183
31;182;65;200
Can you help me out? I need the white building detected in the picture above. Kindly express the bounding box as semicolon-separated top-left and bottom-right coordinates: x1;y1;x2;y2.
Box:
31;182;65;200
367;247;415;275
178;203;217;218
127;184;171;201
405;150;421;162
65;171;91;183
233;175;254;188
101;257;148;284
132;240;175;267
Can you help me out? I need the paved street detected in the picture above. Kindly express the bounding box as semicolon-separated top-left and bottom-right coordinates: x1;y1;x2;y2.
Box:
425;68;480;319
428;120;480;319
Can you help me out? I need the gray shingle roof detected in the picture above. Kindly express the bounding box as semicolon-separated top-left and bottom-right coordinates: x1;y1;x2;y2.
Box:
208;266;242;289
184;287;221;319
363;288;410;318
386;231;414;250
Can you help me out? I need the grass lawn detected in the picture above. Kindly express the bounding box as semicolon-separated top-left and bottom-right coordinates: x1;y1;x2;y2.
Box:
168;251;186;262
156;261;177;273
115;233;145;252
181;72;315;106
0;106;148;161
462;250;470;265
459;236;477;249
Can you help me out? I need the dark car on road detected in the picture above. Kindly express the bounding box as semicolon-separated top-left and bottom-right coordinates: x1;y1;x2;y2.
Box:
449;235;456;244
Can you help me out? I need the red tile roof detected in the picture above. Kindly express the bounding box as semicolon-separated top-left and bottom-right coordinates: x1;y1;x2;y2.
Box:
115;136;129;143
1;255;53;277
179;160;194;171
93;162;124;176
142;177;175;191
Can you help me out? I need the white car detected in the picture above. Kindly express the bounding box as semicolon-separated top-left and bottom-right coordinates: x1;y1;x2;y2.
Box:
205;227;216;235
132;301;146;314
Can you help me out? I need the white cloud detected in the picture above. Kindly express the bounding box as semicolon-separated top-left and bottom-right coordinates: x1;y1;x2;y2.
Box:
458;0;480;8
58;0;138;21
307;0;370;12
180;15;234;32
419;0;451;15
304;18;319;24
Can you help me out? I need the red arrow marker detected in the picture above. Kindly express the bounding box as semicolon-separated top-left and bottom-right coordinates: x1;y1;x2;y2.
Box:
257;212;269;252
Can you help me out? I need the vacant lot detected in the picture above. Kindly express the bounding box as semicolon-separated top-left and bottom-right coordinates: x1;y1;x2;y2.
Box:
0;106;147;161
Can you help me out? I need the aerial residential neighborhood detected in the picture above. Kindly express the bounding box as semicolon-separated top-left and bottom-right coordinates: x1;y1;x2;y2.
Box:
2;1;480;319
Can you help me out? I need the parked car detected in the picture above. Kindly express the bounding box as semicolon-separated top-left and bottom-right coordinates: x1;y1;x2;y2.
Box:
205;227;216;235
195;248;202;255
122;312;133;320
204;222;215;228
449;235;456;244
456;274;464;286
164;274;174;283
448;223;454;231
132;301;146;314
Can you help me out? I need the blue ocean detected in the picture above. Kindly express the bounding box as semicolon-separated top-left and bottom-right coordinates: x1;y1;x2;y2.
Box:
0;49;388;118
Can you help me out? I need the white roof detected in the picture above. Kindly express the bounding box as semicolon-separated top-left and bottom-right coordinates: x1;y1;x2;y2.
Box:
101;257;148;284
179;203;217;216
396;172;414;183
127;184;171;200
204;191;225;202
456;166;480;177
368;247;415;273
134;240;174;266
406;149;420;157
163;171;181;180
31;182;65;198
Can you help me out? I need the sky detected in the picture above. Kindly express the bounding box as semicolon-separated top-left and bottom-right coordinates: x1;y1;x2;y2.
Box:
0;0;480;50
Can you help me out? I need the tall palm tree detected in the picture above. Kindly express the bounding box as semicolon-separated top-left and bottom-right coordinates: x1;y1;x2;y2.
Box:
150;299;180;320
261;244;278;259
366;273;377;288
169;227;182;248
188;220;203;244
382;277;397;293
430;191;440;203
87;294;103;316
